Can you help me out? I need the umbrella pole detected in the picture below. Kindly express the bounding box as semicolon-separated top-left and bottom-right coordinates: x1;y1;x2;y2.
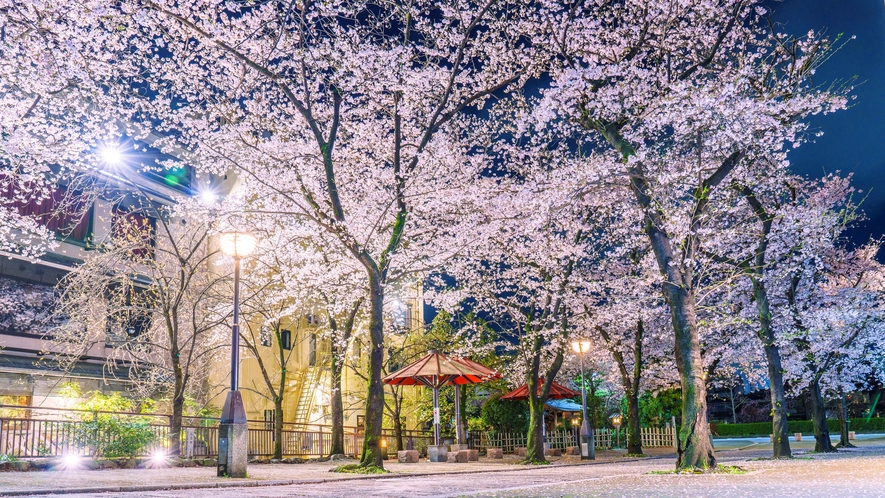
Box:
433;385;440;446
454;384;462;446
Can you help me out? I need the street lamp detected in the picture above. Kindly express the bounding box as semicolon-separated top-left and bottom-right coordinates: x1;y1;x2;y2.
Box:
571;339;594;460
612;415;622;449
217;231;257;478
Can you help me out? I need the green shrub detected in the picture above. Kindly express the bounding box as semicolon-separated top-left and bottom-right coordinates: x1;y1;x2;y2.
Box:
481;393;529;435
69;417;156;459
711;418;885;437
66;391;157;458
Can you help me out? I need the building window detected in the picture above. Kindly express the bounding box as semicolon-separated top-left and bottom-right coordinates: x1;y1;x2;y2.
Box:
280;329;291;350
306;313;317;326
1;182;93;242
260;327;272;347
405;304;413;331
308;333;317;366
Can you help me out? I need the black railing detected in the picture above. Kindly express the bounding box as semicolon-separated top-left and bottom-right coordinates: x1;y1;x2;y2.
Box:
0;404;434;459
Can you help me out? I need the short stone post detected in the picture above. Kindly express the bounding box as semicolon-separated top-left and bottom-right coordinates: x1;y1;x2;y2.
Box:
185;428;195;458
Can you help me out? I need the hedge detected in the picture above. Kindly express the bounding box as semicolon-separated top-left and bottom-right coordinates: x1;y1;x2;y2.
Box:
711;418;885;437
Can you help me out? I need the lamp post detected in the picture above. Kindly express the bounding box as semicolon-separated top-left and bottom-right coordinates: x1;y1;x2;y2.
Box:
217;231;257;478
571;339;594;460
612;415;622;449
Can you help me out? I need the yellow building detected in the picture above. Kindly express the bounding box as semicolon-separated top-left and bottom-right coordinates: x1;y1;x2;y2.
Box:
207;283;426;435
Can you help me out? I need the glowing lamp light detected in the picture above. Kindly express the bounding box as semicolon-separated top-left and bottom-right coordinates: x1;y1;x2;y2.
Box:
219;232;257;259
149;449;167;467
570;340;591;354
62;453;80;468
98;144;124;165
200;191;217;205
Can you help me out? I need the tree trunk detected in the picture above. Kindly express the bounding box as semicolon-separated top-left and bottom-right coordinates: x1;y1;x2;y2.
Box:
764;344;791;458
329;344;346;456
837;391;854;448
525;395;546;464
626;388;642;455
169;360;184;457
808;378;836;453
665;286;716;469
273;398;283;459
392;404;404;452
751;276;792;458
359;274;385;468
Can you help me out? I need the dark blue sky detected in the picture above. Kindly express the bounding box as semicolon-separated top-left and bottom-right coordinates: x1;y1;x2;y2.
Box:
768;0;885;246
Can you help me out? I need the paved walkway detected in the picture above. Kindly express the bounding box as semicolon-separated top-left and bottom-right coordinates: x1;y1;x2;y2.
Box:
8;447;885;498
2;442;883;497
0;449;664;496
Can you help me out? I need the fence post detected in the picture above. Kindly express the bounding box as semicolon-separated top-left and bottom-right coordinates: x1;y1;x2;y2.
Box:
671;416;678;449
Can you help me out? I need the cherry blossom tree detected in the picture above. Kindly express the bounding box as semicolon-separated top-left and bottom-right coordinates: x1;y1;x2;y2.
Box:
50;199;230;456
770;181;885;453
17;0;543;469
428;140;625;463
711;173;885;453
535;0;850;469
0;2;126;258
579;248;676;456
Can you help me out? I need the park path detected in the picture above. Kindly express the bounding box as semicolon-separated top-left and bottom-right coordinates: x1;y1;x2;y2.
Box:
11;447;885;498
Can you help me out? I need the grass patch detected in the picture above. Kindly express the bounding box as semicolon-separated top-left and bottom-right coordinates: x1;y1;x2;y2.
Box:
749;456;812;461
713;465;747;474
330;463;389;474
625;453;648;458
519;459;551;465
647;465;746;475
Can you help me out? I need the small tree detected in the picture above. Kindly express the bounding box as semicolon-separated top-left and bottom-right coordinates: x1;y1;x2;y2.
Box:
51;200;229;456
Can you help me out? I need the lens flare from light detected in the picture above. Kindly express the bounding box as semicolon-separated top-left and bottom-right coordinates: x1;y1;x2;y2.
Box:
62;453;80;468
200;191;217;205
99;144;125;166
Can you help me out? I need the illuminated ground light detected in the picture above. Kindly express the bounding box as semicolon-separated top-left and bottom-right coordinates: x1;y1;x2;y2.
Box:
61;453;81;469
148;449;168;467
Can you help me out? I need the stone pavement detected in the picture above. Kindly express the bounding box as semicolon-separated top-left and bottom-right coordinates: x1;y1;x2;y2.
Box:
0;449;665;496
9;447;885;498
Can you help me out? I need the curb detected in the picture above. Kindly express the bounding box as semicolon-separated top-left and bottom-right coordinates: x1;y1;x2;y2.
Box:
0;456;673;496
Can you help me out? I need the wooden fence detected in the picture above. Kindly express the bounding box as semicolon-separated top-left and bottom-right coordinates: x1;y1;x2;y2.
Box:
477;426;676;454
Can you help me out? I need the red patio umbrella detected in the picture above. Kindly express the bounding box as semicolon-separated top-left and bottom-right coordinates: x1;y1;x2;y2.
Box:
383;351;501;446
499;378;580;401
500;378;580;445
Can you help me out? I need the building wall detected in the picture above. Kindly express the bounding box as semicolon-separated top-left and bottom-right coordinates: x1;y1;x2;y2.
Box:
207;282;426;432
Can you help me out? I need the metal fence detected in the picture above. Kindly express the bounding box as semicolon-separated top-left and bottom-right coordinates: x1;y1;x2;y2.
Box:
0;404;433;460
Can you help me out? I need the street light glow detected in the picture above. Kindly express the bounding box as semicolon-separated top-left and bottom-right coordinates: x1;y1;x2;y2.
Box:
570;340;591;354
98;144;125;166
200;191;217;205
219;232;258;258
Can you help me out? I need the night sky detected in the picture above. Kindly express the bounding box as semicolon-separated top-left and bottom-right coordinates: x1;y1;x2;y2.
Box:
768;0;885;248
